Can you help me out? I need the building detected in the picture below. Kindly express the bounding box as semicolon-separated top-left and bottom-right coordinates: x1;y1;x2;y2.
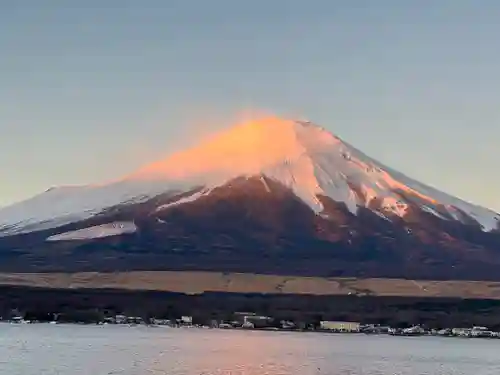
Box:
361;324;390;334
452;328;472;337
471;326;493;338
126;316;144;325
244;315;272;328
151;318;171;326
115;315;127;324
320;321;360;332
11;316;28;324
242;321;255;329
402;325;425;336
280;320;296;329
233;312;273;328
179;316;193;326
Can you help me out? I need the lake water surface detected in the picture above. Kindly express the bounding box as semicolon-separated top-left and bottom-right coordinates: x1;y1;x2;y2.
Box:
1;323;500;375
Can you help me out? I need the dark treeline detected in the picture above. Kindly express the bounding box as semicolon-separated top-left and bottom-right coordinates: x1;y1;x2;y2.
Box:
3;285;500;329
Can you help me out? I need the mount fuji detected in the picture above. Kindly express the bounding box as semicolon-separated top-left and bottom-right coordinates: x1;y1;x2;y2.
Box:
1;117;499;280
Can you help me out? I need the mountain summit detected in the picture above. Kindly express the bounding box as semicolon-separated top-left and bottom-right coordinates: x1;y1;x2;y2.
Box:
0;117;499;280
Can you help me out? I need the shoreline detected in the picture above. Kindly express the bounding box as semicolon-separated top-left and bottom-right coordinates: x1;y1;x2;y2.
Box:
3;284;500;333
4;321;499;340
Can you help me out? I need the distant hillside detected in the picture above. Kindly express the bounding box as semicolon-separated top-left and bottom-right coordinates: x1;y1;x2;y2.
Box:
1;271;500;299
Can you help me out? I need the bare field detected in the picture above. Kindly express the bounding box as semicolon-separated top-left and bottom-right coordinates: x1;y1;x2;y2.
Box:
1;271;500;299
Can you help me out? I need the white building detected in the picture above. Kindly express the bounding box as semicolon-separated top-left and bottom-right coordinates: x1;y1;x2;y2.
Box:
320;321;360;332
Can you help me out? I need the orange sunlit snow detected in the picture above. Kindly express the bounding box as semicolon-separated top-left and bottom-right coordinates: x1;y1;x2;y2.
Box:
129;117;307;181
127;115;443;211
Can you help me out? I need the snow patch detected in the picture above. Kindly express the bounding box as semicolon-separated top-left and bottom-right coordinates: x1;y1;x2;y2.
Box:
0;180;190;236
380;197;408;216
46;221;137;241
260;176;271;193
421;205;448;220
155;188;212;212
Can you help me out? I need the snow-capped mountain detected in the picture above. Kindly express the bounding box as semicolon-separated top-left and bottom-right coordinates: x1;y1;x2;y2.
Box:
0;117;499;280
1;117;498;235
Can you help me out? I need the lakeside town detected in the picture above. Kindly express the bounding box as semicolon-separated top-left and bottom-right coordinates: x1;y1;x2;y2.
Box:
4;310;500;339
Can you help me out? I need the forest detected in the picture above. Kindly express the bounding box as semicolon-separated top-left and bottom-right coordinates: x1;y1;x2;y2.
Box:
2;285;500;329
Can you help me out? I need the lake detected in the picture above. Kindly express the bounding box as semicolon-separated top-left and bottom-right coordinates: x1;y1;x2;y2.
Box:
1;323;500;374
